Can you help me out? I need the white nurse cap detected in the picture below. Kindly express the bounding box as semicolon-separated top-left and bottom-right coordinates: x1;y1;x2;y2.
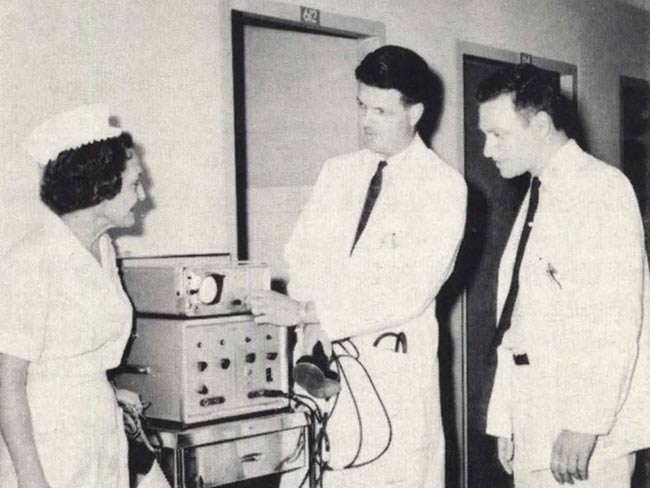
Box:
22;104;123;166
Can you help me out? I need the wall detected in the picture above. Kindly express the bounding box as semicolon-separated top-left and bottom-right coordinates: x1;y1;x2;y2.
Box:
0;0;234;256
1;0;648;257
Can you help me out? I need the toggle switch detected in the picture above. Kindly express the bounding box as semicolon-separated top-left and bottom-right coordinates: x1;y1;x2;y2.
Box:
200;396;225;407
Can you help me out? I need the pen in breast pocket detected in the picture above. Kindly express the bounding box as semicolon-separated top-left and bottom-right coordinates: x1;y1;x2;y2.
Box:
546;263;562;289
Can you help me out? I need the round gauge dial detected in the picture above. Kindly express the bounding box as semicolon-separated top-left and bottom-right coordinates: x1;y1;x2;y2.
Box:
198;275;220;304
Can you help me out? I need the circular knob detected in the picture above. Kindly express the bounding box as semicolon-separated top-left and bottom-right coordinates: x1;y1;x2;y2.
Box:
246;353;257;364
197;385;209;395
221;358;231;370
197;361;208;372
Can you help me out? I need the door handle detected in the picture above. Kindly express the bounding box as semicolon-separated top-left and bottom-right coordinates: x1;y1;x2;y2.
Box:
241;452;264;463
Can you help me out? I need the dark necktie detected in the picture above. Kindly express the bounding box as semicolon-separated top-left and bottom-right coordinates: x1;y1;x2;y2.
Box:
490;176;541;352
350;160;387;256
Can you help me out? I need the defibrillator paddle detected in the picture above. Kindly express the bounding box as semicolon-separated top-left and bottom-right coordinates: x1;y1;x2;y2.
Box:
293;341;341;399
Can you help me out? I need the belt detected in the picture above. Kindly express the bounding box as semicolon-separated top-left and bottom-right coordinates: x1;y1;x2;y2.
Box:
373;331;407;353
513;353;529;365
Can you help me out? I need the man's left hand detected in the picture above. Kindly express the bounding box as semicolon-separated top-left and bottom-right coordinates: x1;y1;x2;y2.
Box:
251;290;300;326
550;429;598;484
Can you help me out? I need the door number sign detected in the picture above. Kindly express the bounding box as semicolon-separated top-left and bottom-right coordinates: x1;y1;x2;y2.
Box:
300;6;320;26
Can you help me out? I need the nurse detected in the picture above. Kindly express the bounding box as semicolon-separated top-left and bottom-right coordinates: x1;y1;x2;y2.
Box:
0;105;146;488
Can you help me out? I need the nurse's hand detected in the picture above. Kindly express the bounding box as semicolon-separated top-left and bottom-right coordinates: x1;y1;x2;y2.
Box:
251;290;300;326
115;388;144;415
497;436;514;475
550;429;597;484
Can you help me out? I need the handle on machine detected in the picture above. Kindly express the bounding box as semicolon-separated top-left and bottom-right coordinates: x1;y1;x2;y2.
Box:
121;364;151;375
241;452;264;463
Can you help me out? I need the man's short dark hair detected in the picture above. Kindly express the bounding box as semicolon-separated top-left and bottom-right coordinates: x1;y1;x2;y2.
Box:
40;132;134;215
356;45;443;143
476;63;574;135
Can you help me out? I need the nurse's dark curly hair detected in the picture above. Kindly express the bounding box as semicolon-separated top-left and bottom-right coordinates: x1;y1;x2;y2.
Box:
40;132;133;215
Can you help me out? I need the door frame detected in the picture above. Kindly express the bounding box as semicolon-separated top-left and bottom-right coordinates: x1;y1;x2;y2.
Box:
456;40;577;488
221;0;385;255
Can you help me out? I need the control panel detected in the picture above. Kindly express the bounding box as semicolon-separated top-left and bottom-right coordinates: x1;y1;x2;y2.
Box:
115;315;289;424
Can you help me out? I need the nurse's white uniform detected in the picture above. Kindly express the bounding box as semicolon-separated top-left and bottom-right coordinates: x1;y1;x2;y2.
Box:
285;136;467;487
0;213;131;488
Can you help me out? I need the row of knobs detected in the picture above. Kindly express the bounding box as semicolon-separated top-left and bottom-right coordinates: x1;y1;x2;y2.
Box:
197;367;275;395
197;358;230;371
196;352;278;372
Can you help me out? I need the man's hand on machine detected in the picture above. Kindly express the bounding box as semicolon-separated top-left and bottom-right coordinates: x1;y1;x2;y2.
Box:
114;387;145;414
250;290;302;326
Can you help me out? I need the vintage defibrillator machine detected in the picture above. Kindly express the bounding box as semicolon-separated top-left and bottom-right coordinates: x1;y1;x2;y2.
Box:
115;255;291;425
115;255;315;488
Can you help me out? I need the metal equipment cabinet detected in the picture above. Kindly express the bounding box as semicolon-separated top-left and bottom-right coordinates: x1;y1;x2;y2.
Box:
153;411;315;488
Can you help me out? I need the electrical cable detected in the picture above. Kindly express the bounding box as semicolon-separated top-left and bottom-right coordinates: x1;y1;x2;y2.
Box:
331;350;364;468
292;393;323;422
253;389;325;488
321;341;393;473
289;338;395;485
341;353;392;468
342;338;360;359
295;396;331;488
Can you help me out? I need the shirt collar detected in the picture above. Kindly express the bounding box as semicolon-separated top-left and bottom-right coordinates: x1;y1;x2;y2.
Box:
537;139;581;187
367;134;424;170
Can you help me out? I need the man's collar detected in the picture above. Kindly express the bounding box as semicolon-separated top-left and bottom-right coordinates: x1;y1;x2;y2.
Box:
369;134;423;167
537;139;580;185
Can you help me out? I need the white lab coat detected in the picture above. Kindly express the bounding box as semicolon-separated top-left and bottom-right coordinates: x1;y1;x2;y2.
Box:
487;140;650;475
0;213;131;488
286;135;467;487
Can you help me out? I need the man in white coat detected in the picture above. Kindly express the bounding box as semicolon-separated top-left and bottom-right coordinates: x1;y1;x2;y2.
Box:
251;45;467;487
478;63;650;487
